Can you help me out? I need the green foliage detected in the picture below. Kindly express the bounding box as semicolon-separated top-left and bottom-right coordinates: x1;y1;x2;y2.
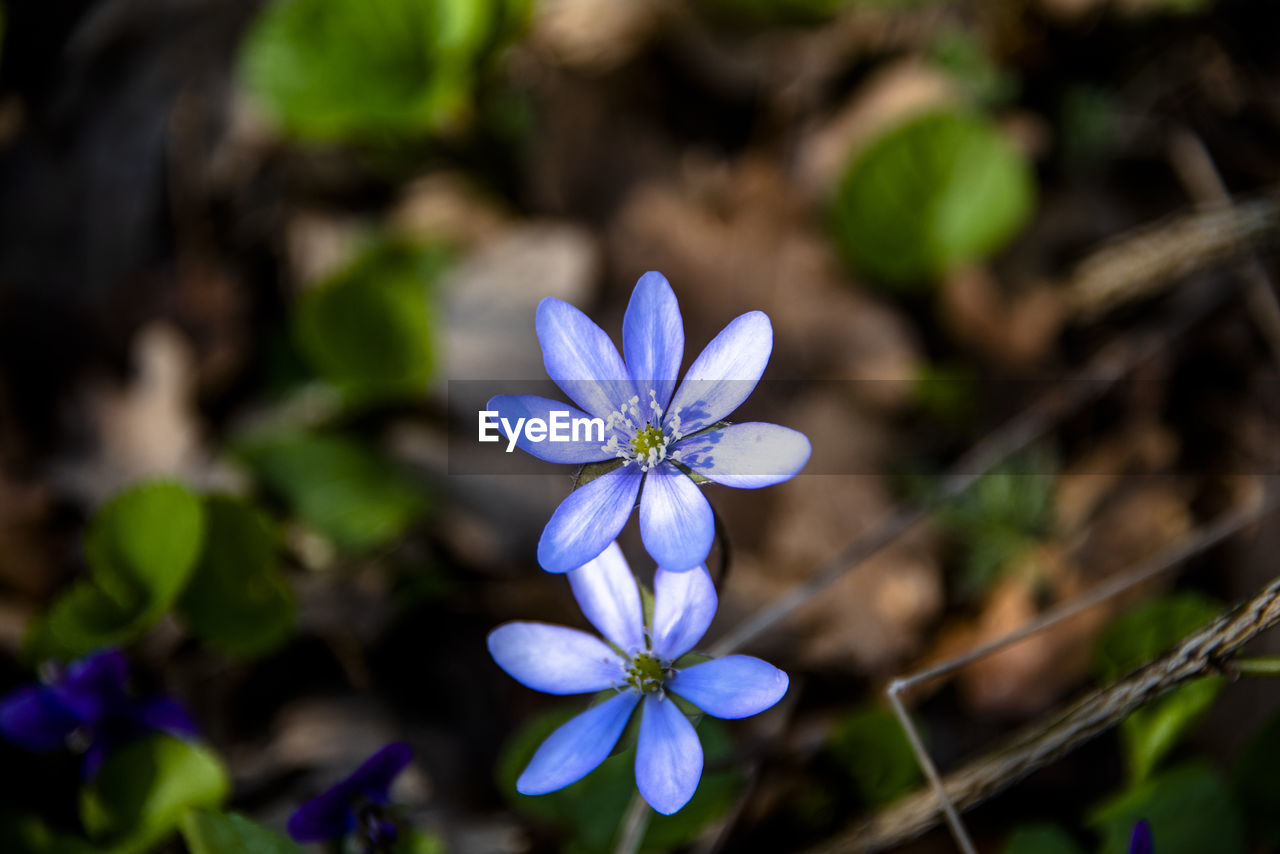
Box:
497;707;742;853
828;706;921;806
928;30;1018;107
239;0;530;142
393;829;448;854
182;811;303;854
178;497;296;657
29;482;206;659
1232;710;1280;847
830;110;1034;287
1095;593;1224;783
931;453;1055;596
238;431;427;552
81;736;230;854
1002;823;1085;854
294;241;448;404
1089;762;1244;854
0;813;102;854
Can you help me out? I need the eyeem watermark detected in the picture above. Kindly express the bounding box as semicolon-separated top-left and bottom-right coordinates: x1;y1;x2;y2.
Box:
479;410;606;452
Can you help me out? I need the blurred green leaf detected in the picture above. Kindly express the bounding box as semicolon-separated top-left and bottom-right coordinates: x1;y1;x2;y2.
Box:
931;453;1055;596
239;0;529;141
830;110;1034;286
1002;823;1085;854
239;432;427;552
1095;593;1224;782
294;242;448;403
828;706;921;807
929;30;1018;107
178;497;296;657
182;811;302;854
497;706;742;853
393;829;448;854
1232;710;1280;847
81;736;230;853
1088;762;1243;854
0;813;102;854
28;482;205;659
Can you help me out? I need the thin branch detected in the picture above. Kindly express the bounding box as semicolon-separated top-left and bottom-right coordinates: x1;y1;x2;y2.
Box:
708;283;1227;657
613;791;651;854
806;509;1280;854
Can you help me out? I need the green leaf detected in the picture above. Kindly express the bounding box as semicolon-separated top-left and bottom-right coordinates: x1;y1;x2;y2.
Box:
28;482;206;659
828;706;921;807
238;0;529;142
178;497;296;657
238;432;427;552
393;829;448;854
830;110;1034;287
84;481;206;609
1095;593;1224;782
497;706;743;853
294;242;448;403
81;736;230;853
0;813;102;854
1232;710;1280;847
1088;762;1244;854
181;811;303;854
1002;823;1085;854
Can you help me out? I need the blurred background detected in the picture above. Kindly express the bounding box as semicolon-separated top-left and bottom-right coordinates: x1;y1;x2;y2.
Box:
2;0;1280;852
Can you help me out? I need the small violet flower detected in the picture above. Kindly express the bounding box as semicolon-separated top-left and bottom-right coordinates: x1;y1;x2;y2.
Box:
1130;819;1153;854
488;542;788;815
0;648;196;777
288;742;412;850
488;271;811;573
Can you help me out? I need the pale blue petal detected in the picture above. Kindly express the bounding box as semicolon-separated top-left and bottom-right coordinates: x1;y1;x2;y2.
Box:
622;272;683;412
538;464;643;573
488;623;625;694
638;463;713;573
635;695;702;815
537;298;635;421
668;656;788;719
673;423;811;488
666;312;772;434
569;542;645;654
485;395;615;464
650;566;717;660
517;692;639;795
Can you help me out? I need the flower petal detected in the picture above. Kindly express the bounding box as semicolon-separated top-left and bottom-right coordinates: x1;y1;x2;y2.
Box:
489;623;626;695
650;565;717;660
288;784;357;842
1129;820;1153;854
517;692;639;795
133;697;199;740
668;656;788;719
635;695;702;815
537;297;634;421
538;464;642;573
485;395;614;464
0;686;80;752
622;272;684;412
666;311;772;434
673;422;811;488
346;742;413;803
569;542;645;654
54;650;131;720
639;464;714;573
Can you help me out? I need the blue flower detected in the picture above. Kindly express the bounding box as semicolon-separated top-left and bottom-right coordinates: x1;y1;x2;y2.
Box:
0;649;197;777
1130;819;1153;854
288;742;412;848
488;542;789;814
488;271;811;573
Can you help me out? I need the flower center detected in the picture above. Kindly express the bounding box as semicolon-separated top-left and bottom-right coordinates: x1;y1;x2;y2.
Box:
624;652;671;694
631;425;665;458
600;390;688;472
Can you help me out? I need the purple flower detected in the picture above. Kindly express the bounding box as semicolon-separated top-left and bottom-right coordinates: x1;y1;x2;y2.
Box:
488;542;788;814
0;649;197;777
288;742;412;848
488;271;811;573
1130;819;1153;854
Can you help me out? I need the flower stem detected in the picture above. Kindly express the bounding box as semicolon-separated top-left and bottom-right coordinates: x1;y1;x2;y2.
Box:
614;791;651;854
1233;655;1280;677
